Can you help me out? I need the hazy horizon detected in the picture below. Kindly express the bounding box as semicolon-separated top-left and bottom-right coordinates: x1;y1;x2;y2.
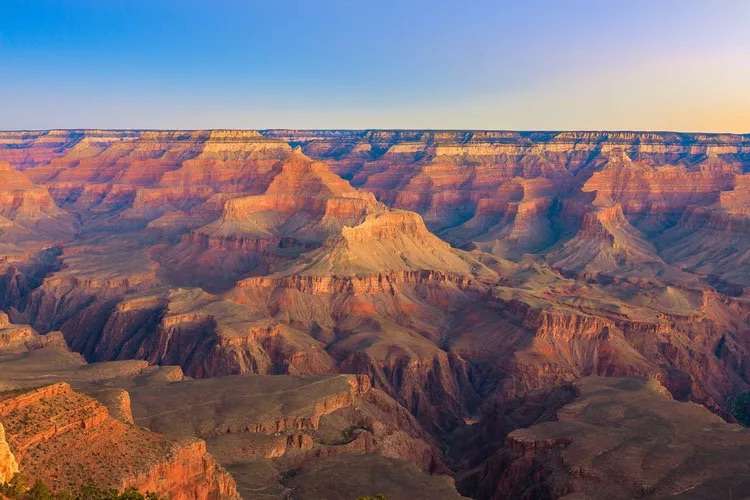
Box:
1;128;749;135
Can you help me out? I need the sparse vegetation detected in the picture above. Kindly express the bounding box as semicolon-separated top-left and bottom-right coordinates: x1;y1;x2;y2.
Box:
0;474;160;500
356;495;387;500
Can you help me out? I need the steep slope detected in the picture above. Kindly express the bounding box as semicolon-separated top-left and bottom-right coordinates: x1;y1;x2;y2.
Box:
0;316;240;497
0;382;239;498
282;130;749;246
0;315;464;499
548;204;665;277
213;160;496;432
655;173;750;288
581;151;736;228
468;178;558;259
11;148;495;433
0;313;154;394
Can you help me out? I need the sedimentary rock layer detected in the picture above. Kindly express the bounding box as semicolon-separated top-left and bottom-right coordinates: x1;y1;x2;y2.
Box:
0;382;238;498
2;129;750;498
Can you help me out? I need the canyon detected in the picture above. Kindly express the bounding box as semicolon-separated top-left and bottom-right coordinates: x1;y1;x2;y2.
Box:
1;129;750;498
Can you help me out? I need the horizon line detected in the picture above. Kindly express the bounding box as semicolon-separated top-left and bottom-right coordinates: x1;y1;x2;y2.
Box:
1;127;749;136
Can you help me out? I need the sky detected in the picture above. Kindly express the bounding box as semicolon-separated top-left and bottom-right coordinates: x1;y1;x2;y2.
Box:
1;0;749;132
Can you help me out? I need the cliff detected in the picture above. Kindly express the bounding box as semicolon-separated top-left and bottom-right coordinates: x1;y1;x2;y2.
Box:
0;382;239;498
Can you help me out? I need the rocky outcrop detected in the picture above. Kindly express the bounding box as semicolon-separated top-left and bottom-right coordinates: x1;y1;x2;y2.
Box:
90;388;135;424
0;312;68;353
657;204;750;288
128;373;443;466
122;438;239;500
0;422;18;484
276;130;750;248
0;382;239;498
155;150;382;291
548;204;666;277
288;209;491;277
0;246;61;313
582;152;736;219
3;130;749;247
489;291;750;417
130;374;372;436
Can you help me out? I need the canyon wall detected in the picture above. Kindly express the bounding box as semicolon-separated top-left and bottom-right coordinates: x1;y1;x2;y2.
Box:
2;129;750;498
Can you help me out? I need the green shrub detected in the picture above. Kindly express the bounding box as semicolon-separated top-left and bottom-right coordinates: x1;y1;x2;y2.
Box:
0;474;28;497
24;481;54;500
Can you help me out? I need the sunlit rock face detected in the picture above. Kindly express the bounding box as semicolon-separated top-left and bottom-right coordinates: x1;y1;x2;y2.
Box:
0;422;18;484
1;129;750;498
0;382;239;498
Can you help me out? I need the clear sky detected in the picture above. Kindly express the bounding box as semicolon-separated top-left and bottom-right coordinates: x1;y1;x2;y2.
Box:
1;0;749;132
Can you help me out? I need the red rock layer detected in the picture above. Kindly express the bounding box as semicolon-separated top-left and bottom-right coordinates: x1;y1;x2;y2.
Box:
0;382;239;498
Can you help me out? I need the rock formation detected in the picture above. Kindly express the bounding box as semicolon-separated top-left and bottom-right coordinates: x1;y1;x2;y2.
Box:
0;421;18;484
1;129;750;498
475;377;750;499
0;382;238;498
123;373;459;498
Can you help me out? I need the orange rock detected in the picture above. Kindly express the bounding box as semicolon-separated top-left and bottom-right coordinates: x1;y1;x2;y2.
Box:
0;382;239;498
0;421;18;484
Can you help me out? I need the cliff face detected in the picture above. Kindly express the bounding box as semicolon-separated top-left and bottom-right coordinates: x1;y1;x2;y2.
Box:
122;439;238;500
0;382;239;499
548;204;665;277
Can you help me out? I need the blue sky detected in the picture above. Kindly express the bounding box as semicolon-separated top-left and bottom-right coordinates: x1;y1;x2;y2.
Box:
1;0;748;131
